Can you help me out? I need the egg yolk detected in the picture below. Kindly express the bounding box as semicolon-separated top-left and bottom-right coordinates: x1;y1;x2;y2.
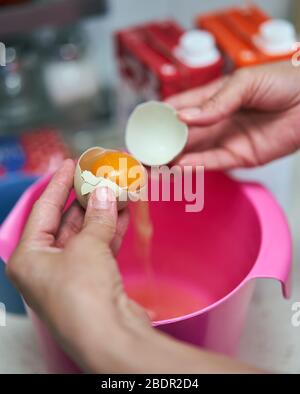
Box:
90;151;144;190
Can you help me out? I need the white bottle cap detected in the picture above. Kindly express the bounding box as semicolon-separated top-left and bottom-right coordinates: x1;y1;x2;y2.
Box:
255;19;297;55
174;30;221;68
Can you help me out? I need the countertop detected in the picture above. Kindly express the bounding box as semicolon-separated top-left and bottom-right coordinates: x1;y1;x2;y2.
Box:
1;154;300;374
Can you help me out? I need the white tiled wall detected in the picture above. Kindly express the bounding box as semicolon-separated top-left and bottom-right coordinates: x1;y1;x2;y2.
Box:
83;0;293;85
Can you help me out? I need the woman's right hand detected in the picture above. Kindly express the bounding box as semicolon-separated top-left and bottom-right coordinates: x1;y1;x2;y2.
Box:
166;61;300;170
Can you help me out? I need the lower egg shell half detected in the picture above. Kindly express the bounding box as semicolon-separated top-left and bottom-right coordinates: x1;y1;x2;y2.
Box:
74;163;145;211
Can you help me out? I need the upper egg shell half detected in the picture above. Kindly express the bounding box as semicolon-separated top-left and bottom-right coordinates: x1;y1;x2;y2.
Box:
74;147;146;211
125;101;188;166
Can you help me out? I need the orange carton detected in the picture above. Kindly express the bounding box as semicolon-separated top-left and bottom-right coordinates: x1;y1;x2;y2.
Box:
196;4;297;68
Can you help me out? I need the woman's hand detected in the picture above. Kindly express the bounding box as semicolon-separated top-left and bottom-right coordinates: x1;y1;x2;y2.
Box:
7;159;150;372
7;160;261;373
166;61;300;170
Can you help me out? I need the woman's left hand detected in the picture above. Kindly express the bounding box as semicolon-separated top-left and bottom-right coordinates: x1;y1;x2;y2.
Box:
7;159;150;372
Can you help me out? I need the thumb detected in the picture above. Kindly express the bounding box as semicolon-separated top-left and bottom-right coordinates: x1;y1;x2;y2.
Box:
83;187;117;245
178;70;252;126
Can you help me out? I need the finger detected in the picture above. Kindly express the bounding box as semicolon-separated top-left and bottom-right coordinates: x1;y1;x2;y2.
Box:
177;148;242;170
185;119;234;151
55;202;85;249
165;77;228;110
177;71;252;126
81;187;117;246
22;159;75;247
186;127;218;151
111;208;130;256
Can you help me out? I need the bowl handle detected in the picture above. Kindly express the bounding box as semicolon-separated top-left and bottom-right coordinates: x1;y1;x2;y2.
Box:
0;174;74;264
243;182;292;298
0;175;51;263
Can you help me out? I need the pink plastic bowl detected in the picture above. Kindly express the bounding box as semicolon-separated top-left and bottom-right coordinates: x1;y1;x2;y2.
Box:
0;171;292;373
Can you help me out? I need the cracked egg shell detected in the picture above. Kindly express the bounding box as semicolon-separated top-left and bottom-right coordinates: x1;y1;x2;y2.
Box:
74;147;147;211
125;101;188;166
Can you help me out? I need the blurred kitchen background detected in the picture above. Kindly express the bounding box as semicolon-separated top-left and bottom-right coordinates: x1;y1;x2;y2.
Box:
1;0;300;373
0;0;298;160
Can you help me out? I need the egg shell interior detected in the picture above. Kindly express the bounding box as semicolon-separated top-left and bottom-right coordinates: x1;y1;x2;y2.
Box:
125;101;188;166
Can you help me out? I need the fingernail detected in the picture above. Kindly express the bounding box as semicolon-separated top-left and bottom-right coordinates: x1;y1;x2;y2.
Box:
164;98;176;106
166;100;182;110
179;108;202;120
178;156;193;166
94;187;115;209
178;158;189;166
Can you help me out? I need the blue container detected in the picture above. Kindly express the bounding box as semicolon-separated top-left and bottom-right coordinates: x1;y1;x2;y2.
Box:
0;175;38;314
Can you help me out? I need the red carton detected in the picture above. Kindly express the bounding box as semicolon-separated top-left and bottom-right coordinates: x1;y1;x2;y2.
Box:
115;20;224;117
